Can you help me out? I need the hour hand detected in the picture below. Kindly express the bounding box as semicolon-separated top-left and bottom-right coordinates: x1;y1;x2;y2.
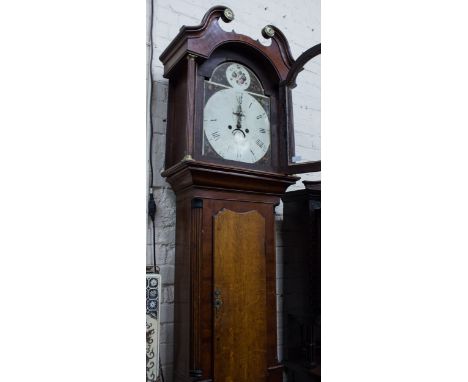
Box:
232;108;244;121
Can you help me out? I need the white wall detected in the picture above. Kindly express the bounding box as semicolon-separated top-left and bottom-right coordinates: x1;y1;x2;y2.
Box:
147;1;320;379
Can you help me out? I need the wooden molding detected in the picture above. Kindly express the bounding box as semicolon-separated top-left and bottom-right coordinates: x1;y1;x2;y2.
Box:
162;159;299;195
159;5;295;80
284;43;321;88
190;198;203;374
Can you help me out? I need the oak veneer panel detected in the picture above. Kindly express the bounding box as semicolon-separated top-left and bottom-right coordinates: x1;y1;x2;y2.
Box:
213;209;267;382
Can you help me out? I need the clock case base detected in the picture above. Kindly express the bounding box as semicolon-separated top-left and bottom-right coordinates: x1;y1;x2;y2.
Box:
162;160;298;382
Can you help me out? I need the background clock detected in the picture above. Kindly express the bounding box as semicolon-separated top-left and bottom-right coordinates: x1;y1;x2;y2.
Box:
203;62;271;164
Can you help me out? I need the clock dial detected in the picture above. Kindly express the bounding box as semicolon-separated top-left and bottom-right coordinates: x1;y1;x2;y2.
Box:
203;62;271;165
204;88;270;163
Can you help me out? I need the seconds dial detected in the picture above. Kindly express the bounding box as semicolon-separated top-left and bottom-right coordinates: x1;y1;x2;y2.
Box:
204;88;270;163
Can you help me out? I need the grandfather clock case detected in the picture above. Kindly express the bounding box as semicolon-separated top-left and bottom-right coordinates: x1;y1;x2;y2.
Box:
159;6;319;382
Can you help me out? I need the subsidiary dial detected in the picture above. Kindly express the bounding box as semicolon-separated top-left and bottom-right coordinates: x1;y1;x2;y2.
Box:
226;63;251;90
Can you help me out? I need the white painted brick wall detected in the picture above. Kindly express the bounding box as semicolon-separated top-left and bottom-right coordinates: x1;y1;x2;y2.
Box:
147;1;320;379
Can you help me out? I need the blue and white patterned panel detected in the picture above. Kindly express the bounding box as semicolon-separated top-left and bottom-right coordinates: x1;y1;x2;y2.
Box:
146;273;161;382
146;275;160;317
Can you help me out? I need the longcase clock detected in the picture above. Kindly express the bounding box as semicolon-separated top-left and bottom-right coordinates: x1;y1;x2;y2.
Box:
159;6;320;382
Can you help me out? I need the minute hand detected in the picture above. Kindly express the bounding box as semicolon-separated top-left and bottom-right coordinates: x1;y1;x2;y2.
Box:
233;95;244;129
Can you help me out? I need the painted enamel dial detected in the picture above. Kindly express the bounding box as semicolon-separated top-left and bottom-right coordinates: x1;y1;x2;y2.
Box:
226;63;251;90
204;88;270;163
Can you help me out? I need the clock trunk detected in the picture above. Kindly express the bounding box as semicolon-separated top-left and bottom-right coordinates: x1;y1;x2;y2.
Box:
163;162;296;382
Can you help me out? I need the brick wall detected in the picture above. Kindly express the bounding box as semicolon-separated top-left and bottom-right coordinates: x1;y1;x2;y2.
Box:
147;1;320;379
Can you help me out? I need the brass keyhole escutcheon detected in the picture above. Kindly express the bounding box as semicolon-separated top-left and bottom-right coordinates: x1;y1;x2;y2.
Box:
214;287;223;315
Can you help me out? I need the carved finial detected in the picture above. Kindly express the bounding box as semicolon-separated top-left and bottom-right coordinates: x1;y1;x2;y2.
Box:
222;7;235;22
262;25;275;39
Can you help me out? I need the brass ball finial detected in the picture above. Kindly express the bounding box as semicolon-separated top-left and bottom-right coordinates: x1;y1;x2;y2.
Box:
222;8;235;22
262;25;275;38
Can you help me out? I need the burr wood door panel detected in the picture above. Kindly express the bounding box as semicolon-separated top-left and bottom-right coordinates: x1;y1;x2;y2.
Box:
213;209;268;382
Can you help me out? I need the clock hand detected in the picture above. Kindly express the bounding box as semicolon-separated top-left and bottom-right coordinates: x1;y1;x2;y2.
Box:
236;107;242;130
233;93;245;134
232;109;246;137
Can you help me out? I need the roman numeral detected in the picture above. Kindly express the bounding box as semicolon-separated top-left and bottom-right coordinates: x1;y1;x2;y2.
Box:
211;132;220;140
250;149;257;161
249;102;252;109
259;128;266;133
256;113;266;119
256;139;264;148
210;119;217;122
